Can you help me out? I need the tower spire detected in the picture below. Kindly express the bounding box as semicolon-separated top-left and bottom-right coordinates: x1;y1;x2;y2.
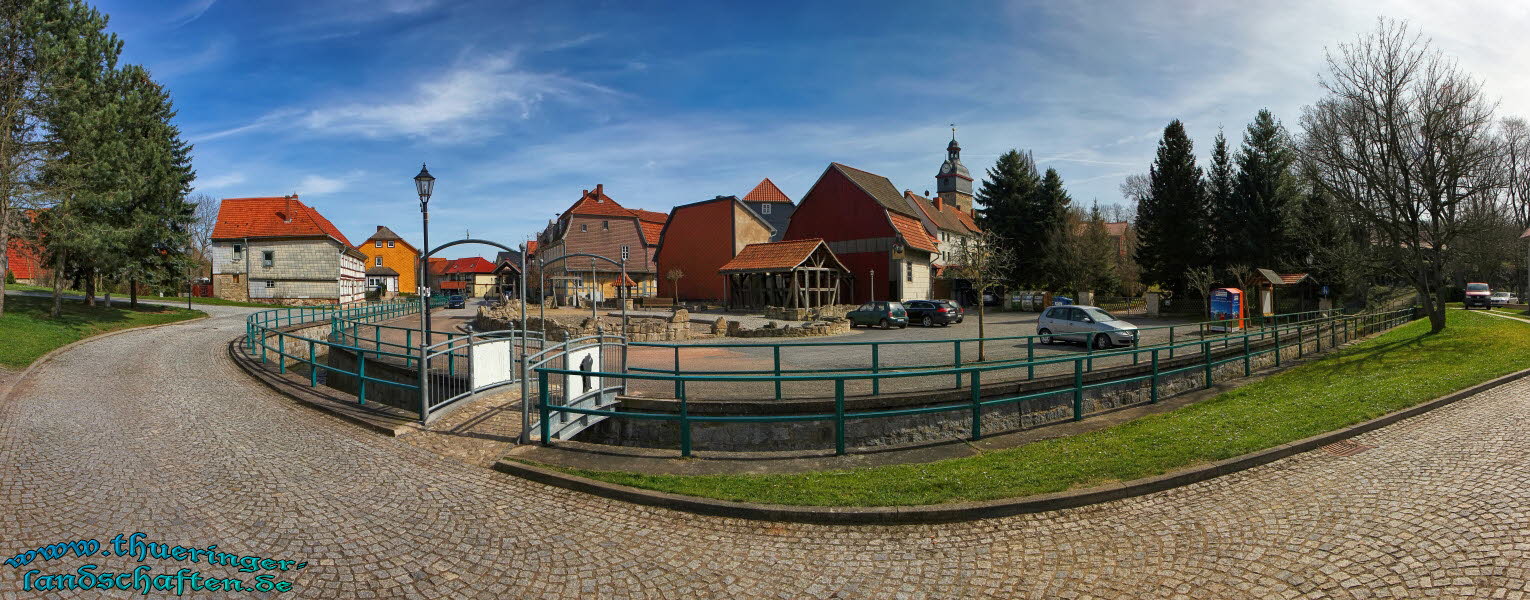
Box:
950;123;956;142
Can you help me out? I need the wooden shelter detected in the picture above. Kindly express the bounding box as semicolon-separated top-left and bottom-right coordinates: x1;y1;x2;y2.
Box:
719;238;851;309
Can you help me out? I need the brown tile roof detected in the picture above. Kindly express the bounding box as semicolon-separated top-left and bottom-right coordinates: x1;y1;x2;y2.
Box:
358;225;417;252
830;163;919;218
742;178;792;203
903;191;967;235
720;238;847;273
212;195;354;245
1279;272;1310;285
888;212;939;253
365;266;400;276
950;207;981;234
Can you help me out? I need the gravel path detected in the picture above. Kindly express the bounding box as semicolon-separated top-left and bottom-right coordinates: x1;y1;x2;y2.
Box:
3;305;1528;598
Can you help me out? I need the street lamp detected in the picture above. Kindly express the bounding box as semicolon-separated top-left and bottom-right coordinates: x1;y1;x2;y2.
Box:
415;163;435;344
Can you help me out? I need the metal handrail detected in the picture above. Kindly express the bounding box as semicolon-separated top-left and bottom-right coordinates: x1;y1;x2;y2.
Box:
535;308;1416;456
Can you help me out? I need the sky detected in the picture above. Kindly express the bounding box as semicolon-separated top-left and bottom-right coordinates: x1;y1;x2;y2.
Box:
93;0;1530;259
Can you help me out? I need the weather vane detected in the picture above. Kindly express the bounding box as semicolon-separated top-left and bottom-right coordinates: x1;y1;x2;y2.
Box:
950;123;957;140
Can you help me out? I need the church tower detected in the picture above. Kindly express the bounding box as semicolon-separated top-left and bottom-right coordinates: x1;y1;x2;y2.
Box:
935;127;974;213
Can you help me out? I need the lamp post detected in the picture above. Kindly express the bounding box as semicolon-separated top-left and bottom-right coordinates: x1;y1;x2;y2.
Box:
415;164;436;345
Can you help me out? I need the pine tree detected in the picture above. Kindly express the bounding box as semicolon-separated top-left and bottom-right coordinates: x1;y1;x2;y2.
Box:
1034;167;1074;289
1230;109;1298;270
1079;202;1120;295
1205;129;1235;270
1135;119;1208;295
975;150;1040;285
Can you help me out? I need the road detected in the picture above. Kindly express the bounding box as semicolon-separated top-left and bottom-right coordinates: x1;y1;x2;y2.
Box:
2;303;1529;597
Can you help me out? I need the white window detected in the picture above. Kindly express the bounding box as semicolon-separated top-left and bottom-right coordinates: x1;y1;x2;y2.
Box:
375;256;383;267
620;245;630;261
580;224;588;232
262;250;274;267
761;204;772;215
906;261;913;282
375;240;382;248
387;240;394;248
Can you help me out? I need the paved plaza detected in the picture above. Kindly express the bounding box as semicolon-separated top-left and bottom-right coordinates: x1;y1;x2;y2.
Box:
3;305;1530;598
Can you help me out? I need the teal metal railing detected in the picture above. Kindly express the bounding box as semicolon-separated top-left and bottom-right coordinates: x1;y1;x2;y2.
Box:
537;308;1415;457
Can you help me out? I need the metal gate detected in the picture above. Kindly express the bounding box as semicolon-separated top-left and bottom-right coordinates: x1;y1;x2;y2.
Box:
522;334;628;443
419;329;545;424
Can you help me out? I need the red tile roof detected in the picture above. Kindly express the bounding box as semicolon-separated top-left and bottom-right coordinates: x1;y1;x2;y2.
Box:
427;257;451;275
616;274;637;286
438;280;467;290
631;209;668;224
720;238;846;273
525;240;538;255
211;196;354;245
742;178;792;203
888;212;939;253
951;208;981;234
564;184;634;218
1279;273;1310;285
639;221;665;246
441;257;496;274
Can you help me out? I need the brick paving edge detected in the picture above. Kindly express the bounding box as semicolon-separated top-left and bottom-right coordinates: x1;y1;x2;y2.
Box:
0;312;209;405
492;365;1530;524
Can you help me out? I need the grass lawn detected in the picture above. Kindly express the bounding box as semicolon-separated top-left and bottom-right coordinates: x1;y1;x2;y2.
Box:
546;310;1530;506
0;295;204;368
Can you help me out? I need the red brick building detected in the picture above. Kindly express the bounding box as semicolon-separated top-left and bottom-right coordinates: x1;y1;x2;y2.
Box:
782;163;939;304
5;237;45;285
535;185;668;305
653;195;775;302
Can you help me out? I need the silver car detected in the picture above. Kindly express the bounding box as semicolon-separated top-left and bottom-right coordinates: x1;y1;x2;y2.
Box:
1037;305;1139;350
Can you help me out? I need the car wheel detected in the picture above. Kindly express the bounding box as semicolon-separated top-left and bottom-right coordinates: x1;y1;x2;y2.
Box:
880;318;890;330
1039;328;1053;344
1092;333;1110;350
922;316;933;327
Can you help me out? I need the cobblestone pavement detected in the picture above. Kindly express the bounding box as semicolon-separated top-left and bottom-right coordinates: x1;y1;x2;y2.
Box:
4;305;1529;598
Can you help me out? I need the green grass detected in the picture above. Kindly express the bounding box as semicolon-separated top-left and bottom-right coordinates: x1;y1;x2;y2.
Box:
0;295;204;368
547;310;1530;506
5;283;294;309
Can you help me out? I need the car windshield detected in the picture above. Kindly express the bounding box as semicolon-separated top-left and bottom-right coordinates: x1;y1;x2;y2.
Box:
1467;283;1490;292
1083;307;1116;321
1493;292;1510;297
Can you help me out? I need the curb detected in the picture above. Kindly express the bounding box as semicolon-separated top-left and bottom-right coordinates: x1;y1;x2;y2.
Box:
0;310;209;405
225;338;416;437
493;365;1530;524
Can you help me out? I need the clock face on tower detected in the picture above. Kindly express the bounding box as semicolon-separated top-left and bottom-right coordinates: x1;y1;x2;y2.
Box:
941;163;953;174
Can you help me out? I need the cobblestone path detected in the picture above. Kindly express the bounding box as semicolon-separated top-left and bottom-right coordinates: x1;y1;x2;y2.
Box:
3;306;1528;598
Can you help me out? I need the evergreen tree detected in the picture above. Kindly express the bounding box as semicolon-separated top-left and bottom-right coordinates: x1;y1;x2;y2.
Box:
1230;109;1299;270
1079;202;1120;295
975;149;1040;285
1205;128;1235;270
1034;167;1074;289
1135;120;1208;295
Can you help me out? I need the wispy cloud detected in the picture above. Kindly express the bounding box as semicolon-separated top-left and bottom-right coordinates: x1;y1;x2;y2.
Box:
168;0;217;28
195;171;246;190
296;170;366;195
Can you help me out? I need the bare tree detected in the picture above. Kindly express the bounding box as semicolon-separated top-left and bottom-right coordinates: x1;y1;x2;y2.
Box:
1184;266;1215;317
951;229;1015;361
187;193;218;278
1300;18;1504;333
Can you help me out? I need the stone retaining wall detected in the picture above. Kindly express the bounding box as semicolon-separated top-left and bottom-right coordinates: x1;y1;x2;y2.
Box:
578;321;1356;452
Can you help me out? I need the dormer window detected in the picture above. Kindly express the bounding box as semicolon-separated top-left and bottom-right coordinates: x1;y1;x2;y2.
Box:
761;204;772;215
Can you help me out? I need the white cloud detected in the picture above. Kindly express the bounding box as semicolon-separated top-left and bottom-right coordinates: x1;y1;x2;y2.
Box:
169;0;217;28
296;170;366;195
196;172;246;190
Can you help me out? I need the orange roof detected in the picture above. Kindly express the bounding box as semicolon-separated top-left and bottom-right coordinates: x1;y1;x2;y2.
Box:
742;178;792;203
888;212;938;253
211;196;353;245
564;184;633;218
616;274;637;286
640;221;665;246
951;208;981;234
720;238;847;273
427;257;451;275
525;240;538;255
631;209;668;224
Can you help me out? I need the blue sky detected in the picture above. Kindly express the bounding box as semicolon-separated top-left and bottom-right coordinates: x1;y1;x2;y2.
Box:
95;0;1530;259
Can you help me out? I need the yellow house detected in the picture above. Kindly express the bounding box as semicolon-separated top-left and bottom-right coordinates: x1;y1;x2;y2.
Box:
355;225;419;296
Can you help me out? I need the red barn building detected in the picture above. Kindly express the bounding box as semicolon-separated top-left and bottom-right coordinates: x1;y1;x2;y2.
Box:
782;163;939;304
653;195;775;302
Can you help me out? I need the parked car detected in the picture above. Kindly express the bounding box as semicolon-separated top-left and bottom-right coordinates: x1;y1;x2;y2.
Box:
446;294;466;309
1463;283;1492;309
904;300;959;327
1490;291;1518;306
847;301;908;329
1036;304;1139;350
942;300;965;323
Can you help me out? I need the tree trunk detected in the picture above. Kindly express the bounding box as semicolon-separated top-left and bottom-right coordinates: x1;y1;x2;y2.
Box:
1431;285;1448;333
977;301;987;362
0;225;7;318
129;277;138;308
50;251;64;318
84;269;95;307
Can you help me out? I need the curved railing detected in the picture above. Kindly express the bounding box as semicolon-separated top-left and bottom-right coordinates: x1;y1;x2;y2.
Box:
536;308;1416;456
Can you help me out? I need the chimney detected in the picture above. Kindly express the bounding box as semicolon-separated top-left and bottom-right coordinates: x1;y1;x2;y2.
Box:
283;195;294;223
594;184;604;201
377;225;384;232
933;197;943;211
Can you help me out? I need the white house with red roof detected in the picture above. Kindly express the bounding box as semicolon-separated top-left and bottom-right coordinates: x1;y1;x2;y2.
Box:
432;256;499;298
210;195;368;305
